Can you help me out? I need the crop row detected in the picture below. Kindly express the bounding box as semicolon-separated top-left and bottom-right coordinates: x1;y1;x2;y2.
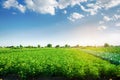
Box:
0;48;120;80
81;48;120;65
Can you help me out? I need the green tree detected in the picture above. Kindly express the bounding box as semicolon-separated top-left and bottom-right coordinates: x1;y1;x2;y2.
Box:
104;43;110;47
74;44;80;48
65;44;70;48
55;45;60;48
25;45;34;48
20;44;23;48
37;45;41;48
47;44;52;48
6;46;15;49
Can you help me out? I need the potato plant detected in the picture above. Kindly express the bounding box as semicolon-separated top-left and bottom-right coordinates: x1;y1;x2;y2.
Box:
0;48;119;80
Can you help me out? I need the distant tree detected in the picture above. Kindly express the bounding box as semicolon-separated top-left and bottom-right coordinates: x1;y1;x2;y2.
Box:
25;45;34;48
74;44;80;48
10;46;14;48
47;44;52;48
37;45;41;48
104;43;110;47
55;45;60;48
16;46;20;48
65;44;70;48
6;46;16;49
20;44;23;48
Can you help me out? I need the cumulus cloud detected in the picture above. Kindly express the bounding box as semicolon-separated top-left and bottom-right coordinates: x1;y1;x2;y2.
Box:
80;3;101;15
80;0;120;16
113;14;120;20
58;0;87;9
2;0;88;15
3;0;26;13
96;0;120;9
103;14;120;22
68;12;84;22
97;26;107;31
103;0;120;9
103;16;111;22
2;0;120;16
99;14;120;25
25;0;58;15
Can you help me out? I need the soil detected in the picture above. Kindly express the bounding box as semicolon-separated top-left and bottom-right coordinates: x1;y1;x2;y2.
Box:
0;74;120;80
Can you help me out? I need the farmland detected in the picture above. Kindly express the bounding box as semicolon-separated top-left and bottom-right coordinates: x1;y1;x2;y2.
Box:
82;47;120;65
0;47;120;80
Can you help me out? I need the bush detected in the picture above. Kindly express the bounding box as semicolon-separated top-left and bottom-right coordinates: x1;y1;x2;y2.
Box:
37;45;41;48
65;44;70;48
20;45;23;48
47;44;52;48
104;43;110;47
55;45;60;48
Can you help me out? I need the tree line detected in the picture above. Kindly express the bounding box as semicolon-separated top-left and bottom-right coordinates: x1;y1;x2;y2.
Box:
0;44;71;48
0;43;119;48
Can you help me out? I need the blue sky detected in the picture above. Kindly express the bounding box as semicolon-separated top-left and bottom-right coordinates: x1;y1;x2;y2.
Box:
0;0;120;46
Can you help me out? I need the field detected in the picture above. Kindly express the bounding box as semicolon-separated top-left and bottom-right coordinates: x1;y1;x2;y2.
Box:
82;47;120;65
0;47;120;80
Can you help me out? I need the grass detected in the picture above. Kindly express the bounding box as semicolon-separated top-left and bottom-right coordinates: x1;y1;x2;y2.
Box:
0;48;120;80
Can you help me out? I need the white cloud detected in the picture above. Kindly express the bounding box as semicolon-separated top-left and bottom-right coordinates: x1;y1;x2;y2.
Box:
58;0;87;9
103;16;111;22
24;0;88;15
63;10;67;14
97;26;107;31
2;0;120;16
100;14;120;24
17;4;26;13
80;3;101;15
97;0;120;9
68;12;84;22
25;0;58;15
87;3;94;7
3;0;26;13
2;0;87;15
104;14;120;21
104;0;120;9
80;0;120;16
115;23;120;27
113;14;120;20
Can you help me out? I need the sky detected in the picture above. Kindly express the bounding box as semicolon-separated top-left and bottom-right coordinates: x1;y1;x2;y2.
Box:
0;0;120;46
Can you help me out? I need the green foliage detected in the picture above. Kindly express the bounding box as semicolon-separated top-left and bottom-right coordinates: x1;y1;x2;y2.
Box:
104;43;110;47
25;45;35;48
74;44;80;48
55;45;60;48
47;44;52;48
0;48;119;79
37;45;40;48
82;47;120;65
65;44;70;48
20;44;23;48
